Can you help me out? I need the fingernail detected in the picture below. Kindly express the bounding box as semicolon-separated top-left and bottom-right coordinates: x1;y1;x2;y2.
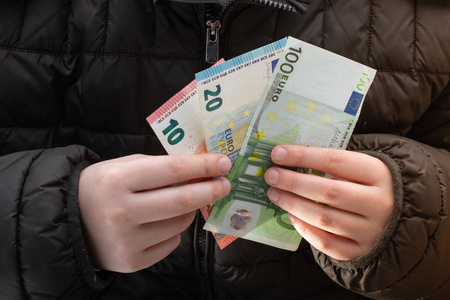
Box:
222;177;231;194
288;213;296;225
272;147;288;162
218;157;231;173
268;188;279;202
265;169;279;185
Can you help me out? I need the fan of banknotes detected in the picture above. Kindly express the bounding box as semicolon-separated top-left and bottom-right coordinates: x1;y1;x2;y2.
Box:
147;36;377;251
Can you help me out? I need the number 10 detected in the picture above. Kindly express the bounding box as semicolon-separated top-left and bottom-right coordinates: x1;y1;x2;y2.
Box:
162;119;185;145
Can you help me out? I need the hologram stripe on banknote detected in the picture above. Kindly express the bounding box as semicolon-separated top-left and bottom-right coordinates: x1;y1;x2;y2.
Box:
146;80;197;125
204;36;377;251
196;38;287;81
147;79;206;155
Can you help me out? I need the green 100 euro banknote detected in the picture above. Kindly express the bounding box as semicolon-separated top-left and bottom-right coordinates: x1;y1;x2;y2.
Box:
204;37;377;251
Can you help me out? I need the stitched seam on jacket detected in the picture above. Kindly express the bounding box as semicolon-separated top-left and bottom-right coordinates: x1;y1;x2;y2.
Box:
102;0;110;54
272;10;280;43
0;45;201;60
382;142;447;293
429;107;450;112
0;126;153;137
62;0;73;54
320;0;327;49
15;150;45;300
14;0;29;48
215;253;290;268
423;273;450;299
2;46;449;75
365;0;374;66
413;0;418;71
424;275;450;299
151;1;157;56
1;45;449;76
376;68;450;76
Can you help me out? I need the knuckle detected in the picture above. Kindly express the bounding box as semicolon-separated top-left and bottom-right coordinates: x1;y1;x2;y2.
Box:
177;191;196;210
211;187;221;202
104;206;130;225
284;198;295;213
285;172;299;192
317;212;333;228
168;157;187;178
212;179;226;200
292;147;305;166
98;167;124;187
298;223;309;237
377;196;393;215
201;156;216;175
380;190;395;211
373;198;393;230
384;198;394;214
204;179;225;202
322;182;340;202
317;238;333;255
325;150;344;171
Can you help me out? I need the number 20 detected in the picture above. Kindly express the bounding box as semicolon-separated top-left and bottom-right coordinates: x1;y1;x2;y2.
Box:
204;84;222;112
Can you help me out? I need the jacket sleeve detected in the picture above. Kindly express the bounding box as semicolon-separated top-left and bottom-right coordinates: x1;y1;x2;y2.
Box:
0;145;114;300
313;133;450;299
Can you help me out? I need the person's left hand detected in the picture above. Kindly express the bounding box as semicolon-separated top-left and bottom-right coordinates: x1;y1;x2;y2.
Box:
264;145;394;261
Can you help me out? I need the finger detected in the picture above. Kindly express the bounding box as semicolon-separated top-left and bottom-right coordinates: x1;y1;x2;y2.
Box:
289;215;365;261
267;187;373;242
122;154;232;191
265;167;380;215
130;177;231;222
140;235;181;269
270;145;387;185
113;235;181;273
135;212;196;250
95;154;147;166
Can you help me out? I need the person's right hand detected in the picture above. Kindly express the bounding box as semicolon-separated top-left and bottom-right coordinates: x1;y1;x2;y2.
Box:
78;153;231;273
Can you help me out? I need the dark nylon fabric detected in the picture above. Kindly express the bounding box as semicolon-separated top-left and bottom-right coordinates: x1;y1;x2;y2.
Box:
0;0;449;299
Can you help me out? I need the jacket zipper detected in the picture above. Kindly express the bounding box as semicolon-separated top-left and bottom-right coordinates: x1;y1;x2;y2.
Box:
204;0;296;64
204;0;229;64
195;210;212;299
200;2;300;297
205;19;222;64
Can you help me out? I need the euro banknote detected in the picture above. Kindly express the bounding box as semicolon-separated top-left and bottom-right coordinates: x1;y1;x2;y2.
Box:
147;79;206;155
196;38;287;165
146;63;239;249
203;37;377;251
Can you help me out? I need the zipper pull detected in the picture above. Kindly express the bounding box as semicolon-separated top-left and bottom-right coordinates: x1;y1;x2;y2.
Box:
205;20;221;64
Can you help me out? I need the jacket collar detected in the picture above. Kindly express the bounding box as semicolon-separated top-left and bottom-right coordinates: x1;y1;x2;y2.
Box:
274;0;313;14
153;0;314;14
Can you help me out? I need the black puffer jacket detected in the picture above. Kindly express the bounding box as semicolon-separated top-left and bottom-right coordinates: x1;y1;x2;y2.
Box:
0;0;449;299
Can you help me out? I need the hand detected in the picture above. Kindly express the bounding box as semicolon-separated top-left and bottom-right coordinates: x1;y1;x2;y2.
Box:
78;153;231;273
264;145;394;261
